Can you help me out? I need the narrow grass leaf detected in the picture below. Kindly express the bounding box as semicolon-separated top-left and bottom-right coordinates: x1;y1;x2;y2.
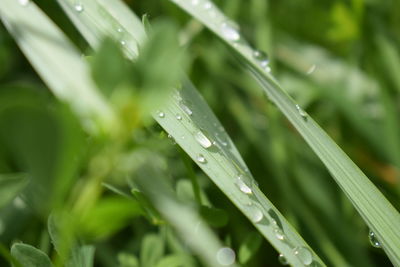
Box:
0;0;116;134
131;150;238;267
169;0;400;264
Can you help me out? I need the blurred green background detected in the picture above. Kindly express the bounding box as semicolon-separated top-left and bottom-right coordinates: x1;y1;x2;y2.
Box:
1;0;400;266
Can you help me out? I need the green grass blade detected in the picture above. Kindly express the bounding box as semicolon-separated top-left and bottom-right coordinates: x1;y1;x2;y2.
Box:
56;0;326;265
168;0;400;264
131;150;238;267
0;0;116;135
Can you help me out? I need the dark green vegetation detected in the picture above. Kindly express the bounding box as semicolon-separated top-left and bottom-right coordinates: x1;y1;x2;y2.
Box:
1;0;400;266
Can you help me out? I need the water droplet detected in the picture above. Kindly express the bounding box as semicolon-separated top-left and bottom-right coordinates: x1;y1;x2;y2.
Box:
158;111;165;118
253;50;269;68
293;247;313;265
369;230;381;248
117;28;123;33
194;131;212;148
120;40;126;46
181;135;186;140
176;114;182;121
191;0;200;6
235;175;252;194
74;3;84;13
221;22;240;42
221;141;228;146
216;247;236;266
278;254;288;265
18;0;30;6
203;1;212;10
274;228;285;241
306;64;316;75
249;206;263;223
179;101;193;116
295;104;308;120
197;154;207;163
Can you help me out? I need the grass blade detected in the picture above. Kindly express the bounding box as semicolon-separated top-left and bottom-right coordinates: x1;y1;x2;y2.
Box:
169;0;400;264
131;150;238;267
0;0;116;135
56;0;325;265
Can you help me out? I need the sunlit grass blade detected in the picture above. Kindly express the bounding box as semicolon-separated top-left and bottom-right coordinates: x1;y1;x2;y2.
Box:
131;150;238;267
56;0;325;265
0;0;116;135
168;0;400;264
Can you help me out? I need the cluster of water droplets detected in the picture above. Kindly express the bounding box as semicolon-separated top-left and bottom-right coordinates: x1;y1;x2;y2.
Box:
69;1;134;52
154;94;318;266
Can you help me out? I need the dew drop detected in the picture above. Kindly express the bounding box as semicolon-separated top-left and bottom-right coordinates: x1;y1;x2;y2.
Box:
117;28;123;33
253;50;269;68
295;104;308;120
203;1;212;10
197;154;207;163
18;0;30;6
120;40;126;46
216;247;236;266
194;131;212;148
369;230;381;248
221;141;228;146
221;22;240;42
278;254;288;265
74;3;84;13
250;207;263;223
293;247;313;265
157;111;165;118
176;114;182;121
274;228;285;241
235;175;252;195
191;0;200;6
179;101;193;116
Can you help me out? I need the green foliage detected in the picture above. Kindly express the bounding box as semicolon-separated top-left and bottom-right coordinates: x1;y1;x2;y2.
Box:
0;0;400;266
11;243;52;267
